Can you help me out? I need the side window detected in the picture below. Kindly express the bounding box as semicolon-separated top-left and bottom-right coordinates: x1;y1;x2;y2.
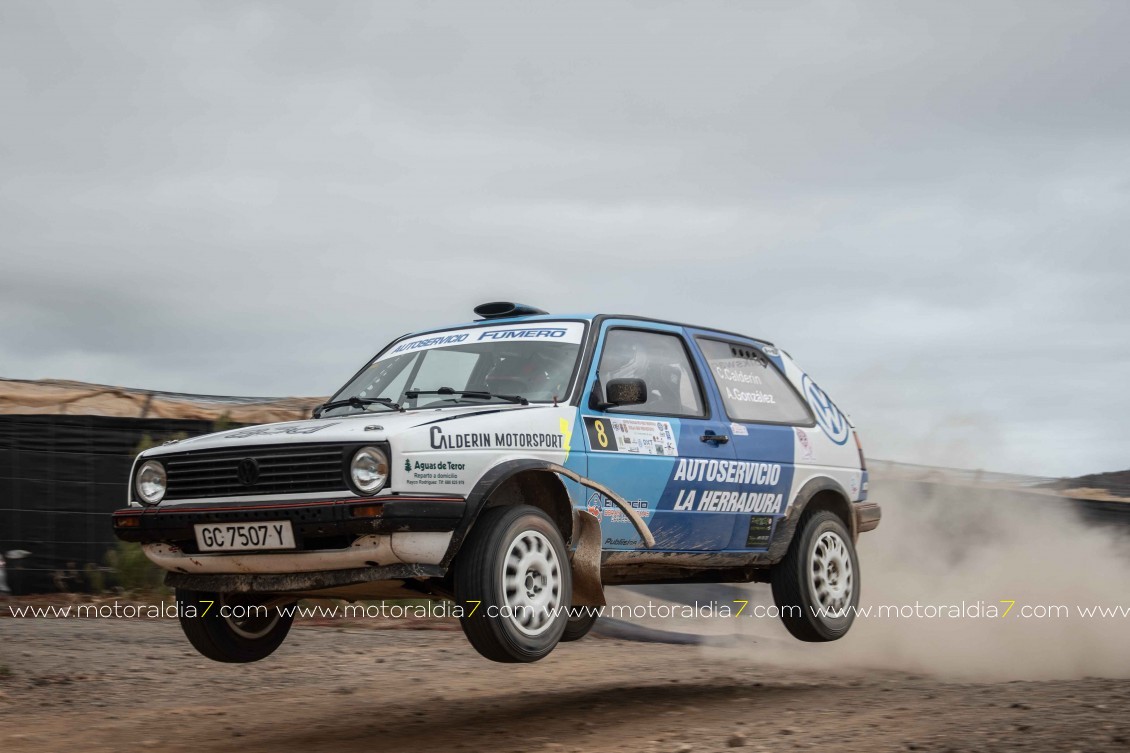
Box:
697;338;812;424
598;329;705;417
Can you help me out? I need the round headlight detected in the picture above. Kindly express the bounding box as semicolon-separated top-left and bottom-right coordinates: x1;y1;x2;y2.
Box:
135;460;167;505
350;446;389;495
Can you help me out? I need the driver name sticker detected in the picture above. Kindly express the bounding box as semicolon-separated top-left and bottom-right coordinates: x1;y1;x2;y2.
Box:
585;417;678;456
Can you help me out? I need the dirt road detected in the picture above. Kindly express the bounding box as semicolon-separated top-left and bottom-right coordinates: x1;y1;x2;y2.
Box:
5;483;1130;752
2;616;1129;753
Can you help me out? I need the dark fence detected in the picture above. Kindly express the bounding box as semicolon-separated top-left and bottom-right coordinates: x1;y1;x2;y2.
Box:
0;414;218;594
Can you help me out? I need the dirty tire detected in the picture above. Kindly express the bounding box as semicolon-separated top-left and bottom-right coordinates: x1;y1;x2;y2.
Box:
176;588;294;663
770;510;860;642
454;505;571;662
560;612;599;642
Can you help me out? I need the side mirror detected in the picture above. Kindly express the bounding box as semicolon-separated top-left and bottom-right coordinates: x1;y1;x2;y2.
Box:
604;378;648;408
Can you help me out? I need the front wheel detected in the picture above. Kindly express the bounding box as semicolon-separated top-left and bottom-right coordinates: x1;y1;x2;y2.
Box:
770;510;860;642
176;588;295;663
454;505;571;662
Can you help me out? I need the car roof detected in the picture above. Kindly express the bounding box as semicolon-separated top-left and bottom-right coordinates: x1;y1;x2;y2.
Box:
404;313;776;347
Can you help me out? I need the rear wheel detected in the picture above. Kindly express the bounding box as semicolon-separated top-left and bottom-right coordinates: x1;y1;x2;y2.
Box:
770;510;860;642
454;505;571;662
176;588;294;663
560;612;599;642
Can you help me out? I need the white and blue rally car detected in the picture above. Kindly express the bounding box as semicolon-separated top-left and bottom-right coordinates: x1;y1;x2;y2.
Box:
113;303;880;663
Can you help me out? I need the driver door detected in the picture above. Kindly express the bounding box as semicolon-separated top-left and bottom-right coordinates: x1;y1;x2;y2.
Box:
579;321;738;552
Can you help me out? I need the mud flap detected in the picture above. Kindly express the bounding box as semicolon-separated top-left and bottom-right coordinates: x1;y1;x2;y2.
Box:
570;508;606;607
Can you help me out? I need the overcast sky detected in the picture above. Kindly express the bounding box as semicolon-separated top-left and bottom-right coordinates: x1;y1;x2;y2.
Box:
2;1;1127;477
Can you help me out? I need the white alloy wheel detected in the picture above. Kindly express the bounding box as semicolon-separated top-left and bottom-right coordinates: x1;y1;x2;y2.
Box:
502;529;562;636
454;505;572;662
809;530;854;613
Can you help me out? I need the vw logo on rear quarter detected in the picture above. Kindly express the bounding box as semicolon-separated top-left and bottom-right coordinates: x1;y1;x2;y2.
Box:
236;457;260;486
802;374;850;445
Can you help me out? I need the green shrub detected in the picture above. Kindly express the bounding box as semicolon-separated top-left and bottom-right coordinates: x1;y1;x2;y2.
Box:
133;431;189;456
105;541;165;594
134;433;158;454
85;563;107;594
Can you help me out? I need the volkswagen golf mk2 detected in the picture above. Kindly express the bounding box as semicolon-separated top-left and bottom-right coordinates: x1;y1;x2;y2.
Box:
113;302;880;663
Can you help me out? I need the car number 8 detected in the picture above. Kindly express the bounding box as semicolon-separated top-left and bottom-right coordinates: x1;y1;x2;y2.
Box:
594;420;609;448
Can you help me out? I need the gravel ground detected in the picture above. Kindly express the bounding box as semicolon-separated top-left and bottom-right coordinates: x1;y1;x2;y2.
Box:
2;617;1129;753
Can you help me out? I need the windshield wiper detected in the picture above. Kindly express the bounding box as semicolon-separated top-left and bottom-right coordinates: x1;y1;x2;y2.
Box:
403;387;529;406
313;396;400;418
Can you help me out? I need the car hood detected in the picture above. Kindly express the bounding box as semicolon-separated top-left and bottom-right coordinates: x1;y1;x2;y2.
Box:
140;404;548;457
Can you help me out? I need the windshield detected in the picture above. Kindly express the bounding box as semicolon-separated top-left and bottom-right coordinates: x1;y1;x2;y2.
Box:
322;321;586;416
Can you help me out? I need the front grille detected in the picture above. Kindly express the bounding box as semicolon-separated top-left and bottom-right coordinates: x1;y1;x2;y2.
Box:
161;444;349;500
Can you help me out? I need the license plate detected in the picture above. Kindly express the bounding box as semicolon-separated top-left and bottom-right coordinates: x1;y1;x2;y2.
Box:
194;521;296;552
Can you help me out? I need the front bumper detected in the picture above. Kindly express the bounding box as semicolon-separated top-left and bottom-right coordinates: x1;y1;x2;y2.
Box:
113;495;465;544
112;495;465;575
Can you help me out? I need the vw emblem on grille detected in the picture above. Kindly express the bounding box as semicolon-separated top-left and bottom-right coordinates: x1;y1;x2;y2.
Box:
236;457;260;486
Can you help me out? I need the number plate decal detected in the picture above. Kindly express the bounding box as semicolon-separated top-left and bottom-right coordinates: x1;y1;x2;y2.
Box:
193;521;297;552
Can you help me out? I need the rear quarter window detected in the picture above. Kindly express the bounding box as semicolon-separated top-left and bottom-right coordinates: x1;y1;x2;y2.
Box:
697;338;813;425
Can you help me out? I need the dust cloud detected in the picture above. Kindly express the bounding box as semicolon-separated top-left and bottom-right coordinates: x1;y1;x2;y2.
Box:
723;481;1130;681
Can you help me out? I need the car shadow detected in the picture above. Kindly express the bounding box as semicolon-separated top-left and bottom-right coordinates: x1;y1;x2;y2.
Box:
220;677;823;753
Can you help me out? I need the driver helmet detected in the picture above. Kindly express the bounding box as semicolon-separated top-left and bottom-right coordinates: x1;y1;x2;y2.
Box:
484;351;540;395
601;338;649;381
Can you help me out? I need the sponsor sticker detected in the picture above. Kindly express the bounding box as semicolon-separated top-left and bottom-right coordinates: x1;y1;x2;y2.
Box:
586;492;605;521
746;515;774;548
428;425;566;451
587;491;652;523
225;423;338;439
381;322;586;360
402;457;469;488
795;427;815;461
584;417;678;456
671;458;786;514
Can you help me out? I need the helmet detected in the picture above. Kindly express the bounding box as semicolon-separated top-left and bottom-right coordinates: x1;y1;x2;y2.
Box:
484;348;574;401
601;337;649;381
484;352;541;395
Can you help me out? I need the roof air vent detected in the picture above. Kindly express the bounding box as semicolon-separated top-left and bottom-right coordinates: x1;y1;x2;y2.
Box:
473;302;549;319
